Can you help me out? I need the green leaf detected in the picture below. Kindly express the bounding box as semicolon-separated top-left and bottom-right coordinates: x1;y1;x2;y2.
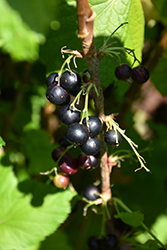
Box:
21;130;56;174
132;240;159;250
91;0;144;60
0;136;5;148
115;211;144;227
0;0;45;61
151;56;167;95
90;0;145;89
0;165;75;250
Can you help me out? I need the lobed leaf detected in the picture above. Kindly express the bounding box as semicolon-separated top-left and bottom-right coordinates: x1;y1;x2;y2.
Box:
0;165;75;250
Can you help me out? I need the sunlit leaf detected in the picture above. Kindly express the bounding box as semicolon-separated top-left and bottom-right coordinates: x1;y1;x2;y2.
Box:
0;165;75;250
115;211;144;227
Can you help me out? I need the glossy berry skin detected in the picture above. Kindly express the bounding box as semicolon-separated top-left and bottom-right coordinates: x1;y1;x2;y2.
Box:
131;65;149;84
83;184;100;201
104;129;122;146
115;64;132;81
82;116;102;137
53;173;69;189
59;104;81;125
79;154;99;170
46;72;58;87
81;137;101;155
46;84;70;105
79;155;91;169
65;123;89;146
89;155;99;169
52;147;65;162
88;236;102;250
59;155;78;175
102;234;118;250
60;70;81;91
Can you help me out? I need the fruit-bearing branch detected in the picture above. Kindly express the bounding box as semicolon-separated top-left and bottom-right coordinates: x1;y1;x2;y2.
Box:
76;0;112;202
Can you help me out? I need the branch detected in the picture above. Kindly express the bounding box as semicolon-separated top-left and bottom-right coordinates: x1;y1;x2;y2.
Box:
76;0;112;202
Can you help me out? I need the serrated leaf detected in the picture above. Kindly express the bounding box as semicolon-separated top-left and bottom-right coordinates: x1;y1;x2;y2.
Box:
89;0;145;89
115;211;144;227
151;56;167;95
0;165;75;250
0;136;5;148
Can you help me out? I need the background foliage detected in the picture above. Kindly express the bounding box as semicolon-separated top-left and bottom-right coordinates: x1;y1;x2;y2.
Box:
0;0;167;249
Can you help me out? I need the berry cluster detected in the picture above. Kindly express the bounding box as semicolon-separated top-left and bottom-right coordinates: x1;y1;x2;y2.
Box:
88;234;118;250
115;64;149;84
45;69;124;189
46;70;104;188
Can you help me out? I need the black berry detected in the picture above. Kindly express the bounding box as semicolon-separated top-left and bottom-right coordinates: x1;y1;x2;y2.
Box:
79;154;99;170
60;70;81;91
115;64;132;81
88;236;102;250
59;104;81;125
83;184;100;201
104;129;122;146
79;155;91;169
46;84;70;106
82;116;102;137
131;65;149;84
52;147;65;162
59;154;78;175
46;72;58;87
102;234;118;250
65;123;89;145
81;137;101;155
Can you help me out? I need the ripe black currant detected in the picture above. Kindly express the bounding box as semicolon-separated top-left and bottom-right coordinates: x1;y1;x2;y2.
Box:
81;137;101;156
102;234;118;250
52;147;65;162
104;129;122;146
79;154;99;170
82;116;102;137
79;155;91;169
131;65;149;84
60;70;81;91
83;184;100;201
46;84;70;105
59;154;79;175
53;173;69;189
59;104;81;125
46;72;58;87
65;123;89;145
88;236;102;250
115;64;132;81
